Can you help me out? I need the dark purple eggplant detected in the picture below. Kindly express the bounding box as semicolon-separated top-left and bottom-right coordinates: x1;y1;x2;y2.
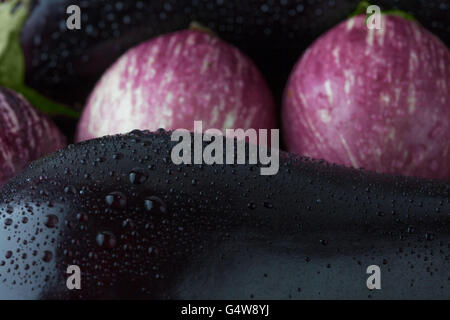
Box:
20;0;450;108
0;130;449;299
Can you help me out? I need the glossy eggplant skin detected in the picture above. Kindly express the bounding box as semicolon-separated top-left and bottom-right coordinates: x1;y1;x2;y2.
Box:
0;131;449;299
21;0;450;108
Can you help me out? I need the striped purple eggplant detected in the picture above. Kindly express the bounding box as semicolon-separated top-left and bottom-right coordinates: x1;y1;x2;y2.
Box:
282;15;450;180
0;86;66;186
76;29;277;142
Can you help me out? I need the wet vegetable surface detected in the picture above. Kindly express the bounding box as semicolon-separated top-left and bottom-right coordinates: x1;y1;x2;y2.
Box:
0;131;448;299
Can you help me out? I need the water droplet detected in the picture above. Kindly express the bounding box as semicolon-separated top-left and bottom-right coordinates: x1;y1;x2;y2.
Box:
247;202;257;209
64;185;77;194
76;213;88;222
42;251;53;263
112;153;123;160
144;196;166;215
129;168;148;184
44;215;59;228
425;232;435;241
122;218;134;229
105;191;127;209
96;231;117;248
263;201;273;209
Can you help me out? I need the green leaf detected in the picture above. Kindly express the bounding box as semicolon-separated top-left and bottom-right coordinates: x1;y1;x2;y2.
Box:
0;0;79;118
349;0;416;23
349;0;372;17
0;0;27;87
19;85;80;118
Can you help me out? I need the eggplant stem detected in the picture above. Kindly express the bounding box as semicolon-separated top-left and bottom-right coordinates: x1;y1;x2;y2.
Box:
349;0;416;22
189;21;217;36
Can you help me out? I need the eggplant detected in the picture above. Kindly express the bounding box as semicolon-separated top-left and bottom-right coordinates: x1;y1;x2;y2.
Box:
0;130;449;299
20;0;450;108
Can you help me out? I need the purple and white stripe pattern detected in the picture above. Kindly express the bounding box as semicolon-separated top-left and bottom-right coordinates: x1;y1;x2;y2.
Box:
76;30;277;142
0;87;66;186
283;15;450;180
